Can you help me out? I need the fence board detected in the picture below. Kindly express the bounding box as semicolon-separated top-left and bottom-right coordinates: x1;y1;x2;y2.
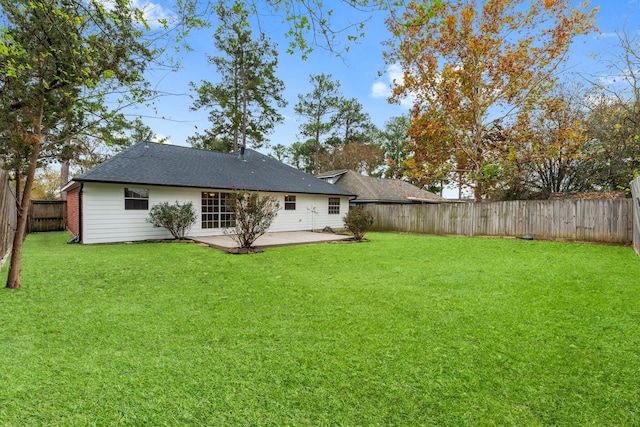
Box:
1;169;18;267
364;198;633;245
28;200;66;233
631;178;640;256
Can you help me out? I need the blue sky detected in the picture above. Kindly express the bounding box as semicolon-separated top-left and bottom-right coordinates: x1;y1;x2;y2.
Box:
130;0;640;152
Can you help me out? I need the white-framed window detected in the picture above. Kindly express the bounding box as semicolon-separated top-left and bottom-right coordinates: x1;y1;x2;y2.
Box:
284;195;296;210
201;192;235;228
124;188;149;210
328;197;340;215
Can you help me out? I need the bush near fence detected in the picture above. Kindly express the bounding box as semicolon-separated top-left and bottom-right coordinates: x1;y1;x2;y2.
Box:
364;198;633;245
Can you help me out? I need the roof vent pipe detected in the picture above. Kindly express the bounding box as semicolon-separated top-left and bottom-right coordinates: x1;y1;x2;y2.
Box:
239;146;246;162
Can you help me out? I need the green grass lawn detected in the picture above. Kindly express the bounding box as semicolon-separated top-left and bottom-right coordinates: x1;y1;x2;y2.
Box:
1;231;639;426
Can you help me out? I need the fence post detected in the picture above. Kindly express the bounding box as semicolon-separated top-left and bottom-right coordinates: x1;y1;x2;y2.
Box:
631;178;640;257
1;169;19;268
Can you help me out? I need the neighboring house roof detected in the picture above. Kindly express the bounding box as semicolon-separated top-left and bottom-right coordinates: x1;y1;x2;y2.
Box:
71;142;355;196
316;170;444;203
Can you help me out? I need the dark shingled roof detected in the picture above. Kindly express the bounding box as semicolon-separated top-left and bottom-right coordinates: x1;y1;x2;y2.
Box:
73;142;355;197
316;170;444;203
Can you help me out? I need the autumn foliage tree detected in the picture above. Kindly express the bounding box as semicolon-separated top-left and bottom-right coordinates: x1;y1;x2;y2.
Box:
318;140;384;175
385;0;598;201
510;84;591;199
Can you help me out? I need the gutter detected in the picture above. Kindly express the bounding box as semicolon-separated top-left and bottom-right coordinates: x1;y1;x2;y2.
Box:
79;183;83;243
405;196;446;204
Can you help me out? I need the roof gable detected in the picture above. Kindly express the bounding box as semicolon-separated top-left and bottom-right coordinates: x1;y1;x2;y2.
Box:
73;142;354;196
324;170;444;203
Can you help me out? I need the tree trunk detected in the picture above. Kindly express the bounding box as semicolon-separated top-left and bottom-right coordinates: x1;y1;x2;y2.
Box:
13;166;21;206
241;54;248;150
60;159;70;201
6;114;42;289
473;148;484;202
473;181;483;202
59;135;73;201
314;127;320;176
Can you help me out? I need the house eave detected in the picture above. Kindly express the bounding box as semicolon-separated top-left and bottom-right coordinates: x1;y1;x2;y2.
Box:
351;197;443;204
405;196;445;204
73;178;355;197
351;199;415;204
61;180;80;192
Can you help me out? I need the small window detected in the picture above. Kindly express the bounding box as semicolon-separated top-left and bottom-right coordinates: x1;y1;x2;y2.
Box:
328;197;340;215
124;188;149;210
284;195;296;211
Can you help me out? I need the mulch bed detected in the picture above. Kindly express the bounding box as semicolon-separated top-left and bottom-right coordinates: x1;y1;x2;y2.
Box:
227;246;265;254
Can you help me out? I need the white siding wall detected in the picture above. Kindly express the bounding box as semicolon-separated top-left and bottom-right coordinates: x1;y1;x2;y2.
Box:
82;183;349;244
262;191;348;233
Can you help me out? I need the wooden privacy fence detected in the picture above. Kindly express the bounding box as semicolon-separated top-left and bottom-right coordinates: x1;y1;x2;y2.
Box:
1;169;18;266
28;200;67;233
364;198;634;245
631;178;640;256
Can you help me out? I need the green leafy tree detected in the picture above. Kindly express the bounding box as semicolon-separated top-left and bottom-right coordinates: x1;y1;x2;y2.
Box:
381;115;410;180
147;202;197;240
0;0;163;288
189;1;287;152
209;0;389;59
330;98;372;147
225;190;281;249
318;97;384;174
269;143;289;162
287;140;317;174
59;116;162;197
294;73;343;175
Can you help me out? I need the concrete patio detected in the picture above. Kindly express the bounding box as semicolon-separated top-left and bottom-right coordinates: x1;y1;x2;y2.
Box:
190;231;353;251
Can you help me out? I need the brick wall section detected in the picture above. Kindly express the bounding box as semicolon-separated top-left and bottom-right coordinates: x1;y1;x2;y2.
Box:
65;186;80;236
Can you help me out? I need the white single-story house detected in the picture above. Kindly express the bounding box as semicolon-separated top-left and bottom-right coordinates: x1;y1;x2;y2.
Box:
63;142;355;244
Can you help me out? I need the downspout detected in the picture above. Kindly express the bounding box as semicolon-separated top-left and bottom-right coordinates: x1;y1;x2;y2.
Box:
67;183;84;244
79;183;83;243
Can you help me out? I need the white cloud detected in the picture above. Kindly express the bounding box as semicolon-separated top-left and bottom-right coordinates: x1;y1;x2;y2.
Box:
370;82;388;99
132;0;175;27
93;0;174;28
596;32;620;40
597;68;640;87
387;63;405;86
370;63;414;108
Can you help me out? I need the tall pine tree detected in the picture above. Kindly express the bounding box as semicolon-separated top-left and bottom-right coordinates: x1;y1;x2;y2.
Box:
189;1;287;152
